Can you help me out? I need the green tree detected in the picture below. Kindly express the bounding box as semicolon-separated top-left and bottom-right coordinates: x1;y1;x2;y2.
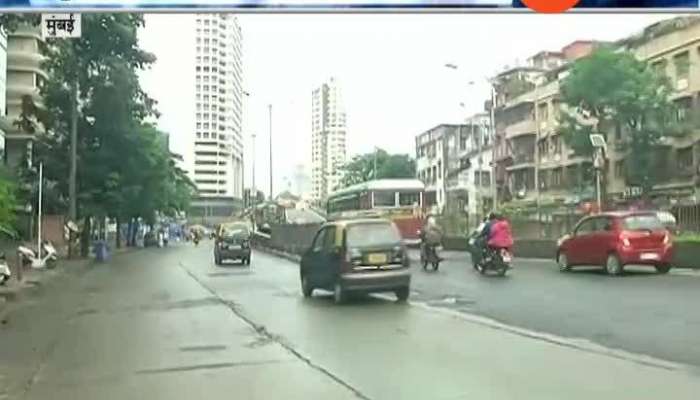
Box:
0;168;18;228
338;149;416;189
2;15;195;252
558;47;680;195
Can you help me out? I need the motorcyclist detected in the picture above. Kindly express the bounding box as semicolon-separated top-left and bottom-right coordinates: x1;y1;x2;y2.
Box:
471;214;497;267
486;214;514;259
421;215;444;262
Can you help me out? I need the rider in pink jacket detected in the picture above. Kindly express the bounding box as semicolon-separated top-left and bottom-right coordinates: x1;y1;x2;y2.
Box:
487;216;514;250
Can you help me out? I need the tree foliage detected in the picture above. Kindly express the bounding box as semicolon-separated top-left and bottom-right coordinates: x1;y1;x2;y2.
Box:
338;149;416;189
558;47;680;193
3;14;193;228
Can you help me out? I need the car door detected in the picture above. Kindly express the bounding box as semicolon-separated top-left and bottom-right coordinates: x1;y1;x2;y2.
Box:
316;225;340;289
302;227;327;286
568;218;597;265
589;216;616;265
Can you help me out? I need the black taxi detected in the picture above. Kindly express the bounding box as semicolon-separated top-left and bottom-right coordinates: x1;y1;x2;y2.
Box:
300;218;411;304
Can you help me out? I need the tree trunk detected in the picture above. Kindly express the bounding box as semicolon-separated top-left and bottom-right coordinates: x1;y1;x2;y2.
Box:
116;217;122;249
80;216;91;258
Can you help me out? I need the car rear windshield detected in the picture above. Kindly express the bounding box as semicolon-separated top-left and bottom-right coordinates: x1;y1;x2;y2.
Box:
622;215;664;231
346;223;401;247
223;225;249;237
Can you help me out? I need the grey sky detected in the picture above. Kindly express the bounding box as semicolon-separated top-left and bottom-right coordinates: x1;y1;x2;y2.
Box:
139;13;675;197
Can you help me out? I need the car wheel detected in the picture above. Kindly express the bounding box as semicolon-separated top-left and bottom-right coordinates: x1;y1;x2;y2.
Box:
395;287;410;302
557;252;571;272
605;253;624;276
655;264;671;274
301;274;313;298
333;282;346;304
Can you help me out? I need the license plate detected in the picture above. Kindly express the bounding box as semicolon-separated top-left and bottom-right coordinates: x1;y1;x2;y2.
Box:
640;253;659;261
368;253;387;264
501;251;513;263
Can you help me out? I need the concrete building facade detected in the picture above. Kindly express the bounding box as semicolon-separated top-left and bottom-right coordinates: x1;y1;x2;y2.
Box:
311;77;347;202
193;14;244;200
4;24;44;169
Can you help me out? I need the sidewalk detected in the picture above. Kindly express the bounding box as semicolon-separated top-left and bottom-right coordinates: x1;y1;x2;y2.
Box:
0;245;138;317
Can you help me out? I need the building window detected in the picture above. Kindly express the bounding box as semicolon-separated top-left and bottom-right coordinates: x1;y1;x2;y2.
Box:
677;146;693;171
674;51;690;81
615;159;625;179
651;59;667;77
552;168;562;188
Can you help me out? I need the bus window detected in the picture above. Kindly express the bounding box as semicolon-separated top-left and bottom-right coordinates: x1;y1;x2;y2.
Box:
373;191;397;207
399;192;420;207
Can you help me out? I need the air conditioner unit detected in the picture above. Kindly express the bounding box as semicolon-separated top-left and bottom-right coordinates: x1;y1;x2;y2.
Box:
677;78;689;91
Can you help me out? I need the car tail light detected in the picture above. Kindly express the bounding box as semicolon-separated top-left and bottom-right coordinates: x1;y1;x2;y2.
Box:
663;233;670;245
346;248;362;265
392;246;403;263
621;237;631;247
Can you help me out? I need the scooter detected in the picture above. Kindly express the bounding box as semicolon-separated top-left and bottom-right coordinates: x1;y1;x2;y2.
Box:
0;253;10;285
17;240;58;269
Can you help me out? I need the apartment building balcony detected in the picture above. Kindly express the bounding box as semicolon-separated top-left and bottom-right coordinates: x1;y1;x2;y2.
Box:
505;119;536;139
506;154;535;171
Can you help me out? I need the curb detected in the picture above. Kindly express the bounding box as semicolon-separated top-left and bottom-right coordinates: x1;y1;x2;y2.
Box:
253;245;301;263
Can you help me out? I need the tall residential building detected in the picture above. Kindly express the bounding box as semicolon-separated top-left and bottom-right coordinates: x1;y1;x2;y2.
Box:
0;29;8;161
193;14;243;200
4;24;44;169
311;78;347;202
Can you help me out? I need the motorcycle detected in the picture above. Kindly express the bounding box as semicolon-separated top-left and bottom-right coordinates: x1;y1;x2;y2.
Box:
418;229;441;271
0;253;10;285
17;240;58;269
474;245;512;277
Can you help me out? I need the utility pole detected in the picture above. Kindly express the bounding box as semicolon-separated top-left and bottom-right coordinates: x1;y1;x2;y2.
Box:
37;163;43;262
69;81;78;223
373;147;378;179
252;132;256;208
534;80;541;223
473;117;481;223
268;104;273;200
489;85;497;210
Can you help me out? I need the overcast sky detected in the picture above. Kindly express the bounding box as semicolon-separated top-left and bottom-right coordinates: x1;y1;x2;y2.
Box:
139;13;677;197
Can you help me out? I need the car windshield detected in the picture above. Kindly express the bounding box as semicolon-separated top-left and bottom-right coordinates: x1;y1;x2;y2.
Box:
346;223;401;247
622;215;664;231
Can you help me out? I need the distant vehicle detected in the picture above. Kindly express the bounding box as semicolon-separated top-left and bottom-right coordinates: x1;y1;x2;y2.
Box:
214;222;252;266
300;218;411;304
326;179;425;245
556;211;673;275
0;252;10;285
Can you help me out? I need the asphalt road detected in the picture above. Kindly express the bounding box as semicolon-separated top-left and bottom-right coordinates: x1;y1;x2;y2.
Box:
1;243;699;399
408;250;700;367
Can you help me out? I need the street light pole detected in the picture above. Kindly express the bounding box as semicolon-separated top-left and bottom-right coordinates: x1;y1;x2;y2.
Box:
268;104;273;200
489;84;497;210
252;132;256;208
534;80;541;223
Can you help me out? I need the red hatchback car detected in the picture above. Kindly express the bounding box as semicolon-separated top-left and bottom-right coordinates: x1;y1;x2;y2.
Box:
556;211;673;275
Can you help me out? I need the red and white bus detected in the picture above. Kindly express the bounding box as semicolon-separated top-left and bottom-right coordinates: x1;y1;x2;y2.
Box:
326;179;426;244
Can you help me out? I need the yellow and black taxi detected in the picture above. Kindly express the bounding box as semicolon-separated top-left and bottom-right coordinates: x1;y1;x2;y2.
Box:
214;222;252;266
300;218;411;304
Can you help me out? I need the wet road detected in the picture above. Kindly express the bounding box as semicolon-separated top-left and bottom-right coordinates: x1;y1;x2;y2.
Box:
1;243;699;399
409;250;700;367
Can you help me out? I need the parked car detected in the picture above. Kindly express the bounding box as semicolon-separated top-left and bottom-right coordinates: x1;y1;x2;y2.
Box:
556;211;673;275
214;222;252;266
300;218;411;304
